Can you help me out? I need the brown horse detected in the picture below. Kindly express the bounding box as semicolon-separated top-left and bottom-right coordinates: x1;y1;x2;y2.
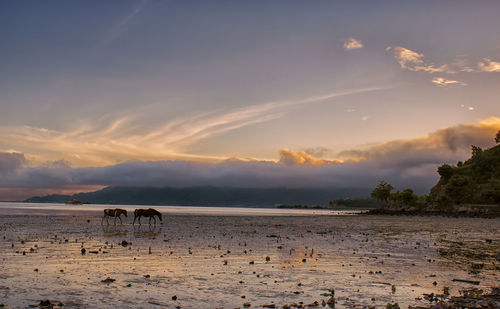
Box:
102;208;128;225
133;208;162;225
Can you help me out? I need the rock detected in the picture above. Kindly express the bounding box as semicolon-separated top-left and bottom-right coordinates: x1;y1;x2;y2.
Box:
101;277;116;284
121;240;129;247
265;256;270;262
143;274;151;278
243;302;251;308
39;299;54;309
81;248;86;255
172;295;177;300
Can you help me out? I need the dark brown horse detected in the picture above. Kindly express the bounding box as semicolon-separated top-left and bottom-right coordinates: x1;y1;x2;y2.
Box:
133;208;162;225
102;208;128;225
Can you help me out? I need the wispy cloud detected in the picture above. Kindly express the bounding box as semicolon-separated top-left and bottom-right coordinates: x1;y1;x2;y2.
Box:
0;87;387;167
343;37;364;51
95;0;149;48
431;77;467;87
478;57;500;72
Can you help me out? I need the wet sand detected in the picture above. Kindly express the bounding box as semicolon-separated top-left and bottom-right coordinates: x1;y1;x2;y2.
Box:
0;204;499;308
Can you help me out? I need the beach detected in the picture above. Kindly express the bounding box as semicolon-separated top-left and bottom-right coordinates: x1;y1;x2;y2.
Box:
0;203;499;308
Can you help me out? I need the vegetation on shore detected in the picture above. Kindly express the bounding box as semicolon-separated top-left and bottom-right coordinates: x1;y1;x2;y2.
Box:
369;130;500;216
277;197;380;210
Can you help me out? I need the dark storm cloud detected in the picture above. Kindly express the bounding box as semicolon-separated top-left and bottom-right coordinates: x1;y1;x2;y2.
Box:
0;120;498;200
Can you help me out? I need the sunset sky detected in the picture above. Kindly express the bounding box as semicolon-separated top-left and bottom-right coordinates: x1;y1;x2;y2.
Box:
1;1;500;200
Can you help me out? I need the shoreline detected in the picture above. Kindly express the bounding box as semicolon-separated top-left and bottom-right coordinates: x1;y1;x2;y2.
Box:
364;207;500;218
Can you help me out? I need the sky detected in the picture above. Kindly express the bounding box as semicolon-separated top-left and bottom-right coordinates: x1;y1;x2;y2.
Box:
1;1;500;200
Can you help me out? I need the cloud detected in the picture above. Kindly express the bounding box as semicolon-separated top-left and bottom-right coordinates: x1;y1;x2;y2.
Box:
2;118;499;200
387;46;450;73
386;46;484;74
478;57;500;72
0;86;387;167
337;117;500;164
344;38;364;51
278;149;342;166
0;152;27;174
431;77;467;87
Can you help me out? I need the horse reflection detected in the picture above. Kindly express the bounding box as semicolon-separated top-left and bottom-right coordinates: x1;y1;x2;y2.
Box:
133;224;162;239
101;224;128;237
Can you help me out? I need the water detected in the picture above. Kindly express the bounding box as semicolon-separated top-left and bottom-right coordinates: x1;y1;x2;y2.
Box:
0;202;362;216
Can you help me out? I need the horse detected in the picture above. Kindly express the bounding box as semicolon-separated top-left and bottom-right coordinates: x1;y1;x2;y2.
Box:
102;208;128;225
133;208;163;225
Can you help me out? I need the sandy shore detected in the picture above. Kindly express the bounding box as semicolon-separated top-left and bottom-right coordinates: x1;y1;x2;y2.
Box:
0;205;499;308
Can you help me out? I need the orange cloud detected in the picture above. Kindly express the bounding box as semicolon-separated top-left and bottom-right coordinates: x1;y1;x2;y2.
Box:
279;148;342;166
343;37;363;51
478;57;500;72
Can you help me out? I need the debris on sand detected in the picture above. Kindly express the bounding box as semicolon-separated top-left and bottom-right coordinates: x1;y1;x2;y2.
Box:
30;299;64;308
101;277;116;284
120;240;129;247
410;287;500;308
452;278;480;285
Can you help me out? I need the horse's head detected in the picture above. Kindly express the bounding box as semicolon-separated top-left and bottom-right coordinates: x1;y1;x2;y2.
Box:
123;210;128;217
157;212;163;221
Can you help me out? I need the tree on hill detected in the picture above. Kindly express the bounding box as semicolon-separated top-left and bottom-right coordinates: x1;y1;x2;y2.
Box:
371;181;393;203
430;131;500;205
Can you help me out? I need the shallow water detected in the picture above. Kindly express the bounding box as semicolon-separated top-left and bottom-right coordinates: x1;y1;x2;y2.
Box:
0;203;498;308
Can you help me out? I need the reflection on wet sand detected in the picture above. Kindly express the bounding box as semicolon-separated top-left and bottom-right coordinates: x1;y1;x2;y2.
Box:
133;225;163;239
102;225;128;237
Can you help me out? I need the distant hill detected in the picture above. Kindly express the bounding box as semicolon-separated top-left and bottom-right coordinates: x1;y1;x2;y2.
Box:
431;142;500;205
24;186;370;207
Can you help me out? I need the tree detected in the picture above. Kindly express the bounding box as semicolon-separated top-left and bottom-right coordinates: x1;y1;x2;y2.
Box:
496;130;500;144
471;145;483;158
371;181;393;203
437;164;454;181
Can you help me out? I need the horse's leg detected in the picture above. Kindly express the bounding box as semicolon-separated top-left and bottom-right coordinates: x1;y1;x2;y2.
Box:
114;216;117;226
119;215;123;225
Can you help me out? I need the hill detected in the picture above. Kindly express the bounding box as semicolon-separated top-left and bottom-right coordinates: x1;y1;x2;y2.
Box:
430;143;500;205
24;186;369;207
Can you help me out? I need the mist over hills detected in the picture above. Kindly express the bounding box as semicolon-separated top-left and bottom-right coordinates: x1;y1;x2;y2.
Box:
24;186;370;207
